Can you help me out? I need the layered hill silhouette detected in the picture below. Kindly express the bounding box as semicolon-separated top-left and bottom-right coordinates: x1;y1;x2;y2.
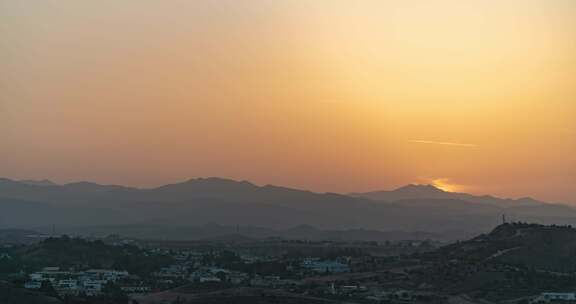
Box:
1;177;575;240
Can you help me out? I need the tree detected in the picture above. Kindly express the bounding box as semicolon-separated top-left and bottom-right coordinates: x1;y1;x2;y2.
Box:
39;280;59;299
215;271;227;282
102;281;128;302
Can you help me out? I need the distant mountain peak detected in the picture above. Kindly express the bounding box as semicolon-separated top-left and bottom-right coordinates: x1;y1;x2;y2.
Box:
0;178;58;188
184;177;255;185
19;179;57;186
186;177;233;183
351;183;550;207
394;184;446;194
65;181;104;187
184;176;250;184
157;177;259;193
0;178;17;184
516;197;541;204
61;181;129;192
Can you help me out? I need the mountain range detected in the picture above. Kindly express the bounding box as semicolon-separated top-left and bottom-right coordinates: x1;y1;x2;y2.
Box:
1;177;575;240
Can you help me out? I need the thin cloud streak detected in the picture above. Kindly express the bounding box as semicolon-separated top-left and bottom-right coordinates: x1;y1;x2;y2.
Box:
409;140;479;148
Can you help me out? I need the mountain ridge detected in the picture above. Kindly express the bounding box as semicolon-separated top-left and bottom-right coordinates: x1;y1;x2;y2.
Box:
1;177;574;239
350;184;549;207
1;177;553;205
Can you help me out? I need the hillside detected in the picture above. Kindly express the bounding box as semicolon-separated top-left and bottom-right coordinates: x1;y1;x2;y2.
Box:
135;287;342;304
10;237;173;277
0;281;62;304
415;223;576;300
432;222;576;272
0;229;44;244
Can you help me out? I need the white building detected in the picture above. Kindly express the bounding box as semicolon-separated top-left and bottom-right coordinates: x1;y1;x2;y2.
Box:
84;269;129;281
121;285;151;296
24;281;43;289
54;279;80;296
533;293;576;303
24;268;132;297
82;279;106;296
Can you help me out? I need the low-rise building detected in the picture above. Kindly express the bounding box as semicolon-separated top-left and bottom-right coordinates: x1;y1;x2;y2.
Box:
24;268;132;297
121;285;151;296
251;275;281;288
54;279;80;296
533;292;576;303
302;259;350;273
82;279;106;296
24;281;42;289
228;271;250;285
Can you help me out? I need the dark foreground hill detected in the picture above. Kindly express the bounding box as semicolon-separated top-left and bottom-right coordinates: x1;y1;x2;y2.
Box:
135;287;342;304
416;223;576;301
432;222;576;272
0;281;62;304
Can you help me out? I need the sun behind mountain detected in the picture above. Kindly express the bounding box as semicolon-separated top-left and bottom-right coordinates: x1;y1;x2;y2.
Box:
429;178;462;193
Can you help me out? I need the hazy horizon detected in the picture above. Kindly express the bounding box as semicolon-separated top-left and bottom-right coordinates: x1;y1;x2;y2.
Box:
1;175;571;205
2;0;575;203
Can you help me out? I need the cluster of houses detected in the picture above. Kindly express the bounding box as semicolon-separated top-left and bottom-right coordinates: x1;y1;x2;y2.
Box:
301;258;350;273
24;267;150;297
189;267;249;284
20;246;360;300
531;292;576;303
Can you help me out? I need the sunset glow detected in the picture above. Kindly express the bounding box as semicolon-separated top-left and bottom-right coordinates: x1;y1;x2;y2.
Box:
1;0;575;203
430;179;461;193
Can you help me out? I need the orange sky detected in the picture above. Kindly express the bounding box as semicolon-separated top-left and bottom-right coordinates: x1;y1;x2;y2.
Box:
1;0;575;203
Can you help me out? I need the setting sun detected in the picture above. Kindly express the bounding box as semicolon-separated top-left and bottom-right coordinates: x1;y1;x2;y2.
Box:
430;179;462;193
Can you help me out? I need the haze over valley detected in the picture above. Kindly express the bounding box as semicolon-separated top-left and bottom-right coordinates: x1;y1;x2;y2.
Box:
1;177;574;241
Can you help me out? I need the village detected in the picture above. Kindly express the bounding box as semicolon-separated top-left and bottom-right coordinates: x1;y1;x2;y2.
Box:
3;228;576;304
0;235;446;303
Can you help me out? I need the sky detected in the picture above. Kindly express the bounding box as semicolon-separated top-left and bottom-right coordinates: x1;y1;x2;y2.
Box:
1;0;575;203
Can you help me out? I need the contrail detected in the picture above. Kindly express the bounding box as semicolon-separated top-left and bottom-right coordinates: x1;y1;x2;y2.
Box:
409;140;478;148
